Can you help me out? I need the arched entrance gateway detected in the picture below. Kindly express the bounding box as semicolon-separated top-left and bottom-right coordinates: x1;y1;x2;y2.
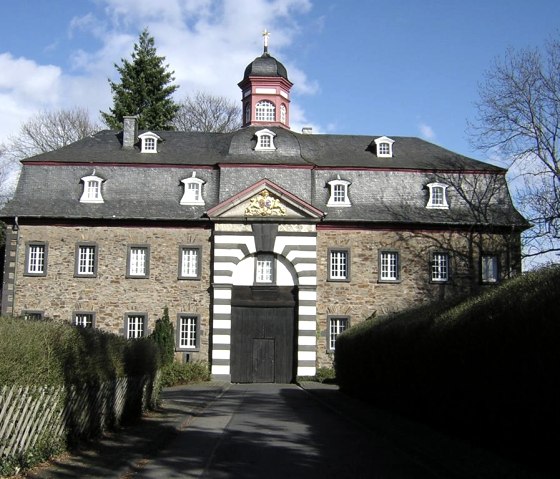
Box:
207;180;324;383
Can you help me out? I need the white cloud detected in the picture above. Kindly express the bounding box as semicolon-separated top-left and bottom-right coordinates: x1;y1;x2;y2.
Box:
0;0;318;145
418;122;435;140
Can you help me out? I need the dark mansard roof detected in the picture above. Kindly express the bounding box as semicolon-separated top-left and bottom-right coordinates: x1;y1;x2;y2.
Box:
1;127;527;229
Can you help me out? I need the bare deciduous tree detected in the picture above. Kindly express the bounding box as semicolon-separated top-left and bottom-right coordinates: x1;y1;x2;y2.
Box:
3;107;101;160
172;92;242;133
470;36;560;262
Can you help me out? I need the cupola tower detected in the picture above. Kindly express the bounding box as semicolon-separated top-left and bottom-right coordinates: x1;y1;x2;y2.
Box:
238;30;293;129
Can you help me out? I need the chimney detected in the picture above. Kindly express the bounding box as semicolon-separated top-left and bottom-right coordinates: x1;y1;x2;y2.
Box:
302;127;312;135
122;116;138;149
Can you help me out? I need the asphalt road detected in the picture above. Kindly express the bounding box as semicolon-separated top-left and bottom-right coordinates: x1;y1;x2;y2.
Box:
25;382;552;479
140;383;438;479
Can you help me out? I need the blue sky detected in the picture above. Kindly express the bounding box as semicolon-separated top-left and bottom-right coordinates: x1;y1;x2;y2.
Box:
1;0;559;165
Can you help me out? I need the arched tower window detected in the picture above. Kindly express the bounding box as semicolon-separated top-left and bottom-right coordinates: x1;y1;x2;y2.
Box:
255;100;275;122
245;103;251;124
280;104;286;124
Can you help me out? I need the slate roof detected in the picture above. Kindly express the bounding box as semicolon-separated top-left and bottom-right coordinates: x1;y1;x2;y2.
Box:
19;127;504;172
1;127;527;229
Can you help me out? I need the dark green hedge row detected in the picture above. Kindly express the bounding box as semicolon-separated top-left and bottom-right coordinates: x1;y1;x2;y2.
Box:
0;316;159;387
335;265;560;468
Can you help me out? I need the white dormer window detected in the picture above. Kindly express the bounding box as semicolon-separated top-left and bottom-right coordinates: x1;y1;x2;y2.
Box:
374;136;395;158
80;174;104;203
254;129;277;151
138;132;161;153
180;172;205;205
327;177;352;207
426;182;449;209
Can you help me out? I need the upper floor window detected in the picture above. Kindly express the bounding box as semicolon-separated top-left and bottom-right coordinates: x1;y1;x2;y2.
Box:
481;254;499;284
254;129;277;151
255;100;275;122
379;251;400;282
431;252;449;282
328;316;349;352
327;177;352;207
127;245;149;278
255;254;274;284
180;172;205;205
374;136;395;158
75;243;98;277
138;132;161;153
80;174;104;204
245;103;251;123
25;242;47;276
426;183;449;209
179;246;201;279
329;249;350;281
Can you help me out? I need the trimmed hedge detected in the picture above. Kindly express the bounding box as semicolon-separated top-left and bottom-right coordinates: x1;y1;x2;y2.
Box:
0;316;159;387
336;265;560;469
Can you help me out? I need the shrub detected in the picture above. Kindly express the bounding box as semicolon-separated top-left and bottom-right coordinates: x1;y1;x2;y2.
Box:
159;361;210;387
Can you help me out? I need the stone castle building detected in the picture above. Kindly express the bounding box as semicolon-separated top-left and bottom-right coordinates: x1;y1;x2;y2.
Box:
1;40;527;382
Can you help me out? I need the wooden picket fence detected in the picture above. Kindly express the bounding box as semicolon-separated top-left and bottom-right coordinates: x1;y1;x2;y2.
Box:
0;375;157;463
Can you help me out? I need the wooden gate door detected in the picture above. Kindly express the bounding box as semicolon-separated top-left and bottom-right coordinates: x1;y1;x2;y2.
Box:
230;286;296;383
252;338;275;382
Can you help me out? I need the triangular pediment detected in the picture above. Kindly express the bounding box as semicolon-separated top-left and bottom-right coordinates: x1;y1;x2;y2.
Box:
207;179;324;221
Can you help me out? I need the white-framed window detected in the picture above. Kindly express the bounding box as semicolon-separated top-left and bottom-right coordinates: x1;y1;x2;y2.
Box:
179;246;201;279
75;244;97;277
255;100;275;121
80;174;104;203
327;178;352;207
22;310;44;321
25;242;47;276
125;313;146;339
127;246;149;278
74;312;94;328
255;254;274;283
329;249;350;281
426;183;449;209
481;254;499;283
280;104;286;124
177;314;200;350
379;251;399;281
180;172;205;205
138;132;161;153
431;252;449;282
374;136;395;158
254;128;277;151
328;316;349;351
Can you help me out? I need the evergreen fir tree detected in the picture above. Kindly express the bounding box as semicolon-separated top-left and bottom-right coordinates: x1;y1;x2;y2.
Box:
101;29;179;130
151;306;175;366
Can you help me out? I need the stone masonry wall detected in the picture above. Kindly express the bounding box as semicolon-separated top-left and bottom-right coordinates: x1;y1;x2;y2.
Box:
315;227;519;368
13;224;212;362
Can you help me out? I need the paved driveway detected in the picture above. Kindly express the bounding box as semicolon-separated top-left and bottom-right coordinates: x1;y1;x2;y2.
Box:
27;382;552;479
141;383;437;479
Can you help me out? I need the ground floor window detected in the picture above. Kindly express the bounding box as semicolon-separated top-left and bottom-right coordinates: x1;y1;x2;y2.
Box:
328;316;349;352
431;252;449;282
177;314;200;350
74;312;94;328
125;313;147;339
